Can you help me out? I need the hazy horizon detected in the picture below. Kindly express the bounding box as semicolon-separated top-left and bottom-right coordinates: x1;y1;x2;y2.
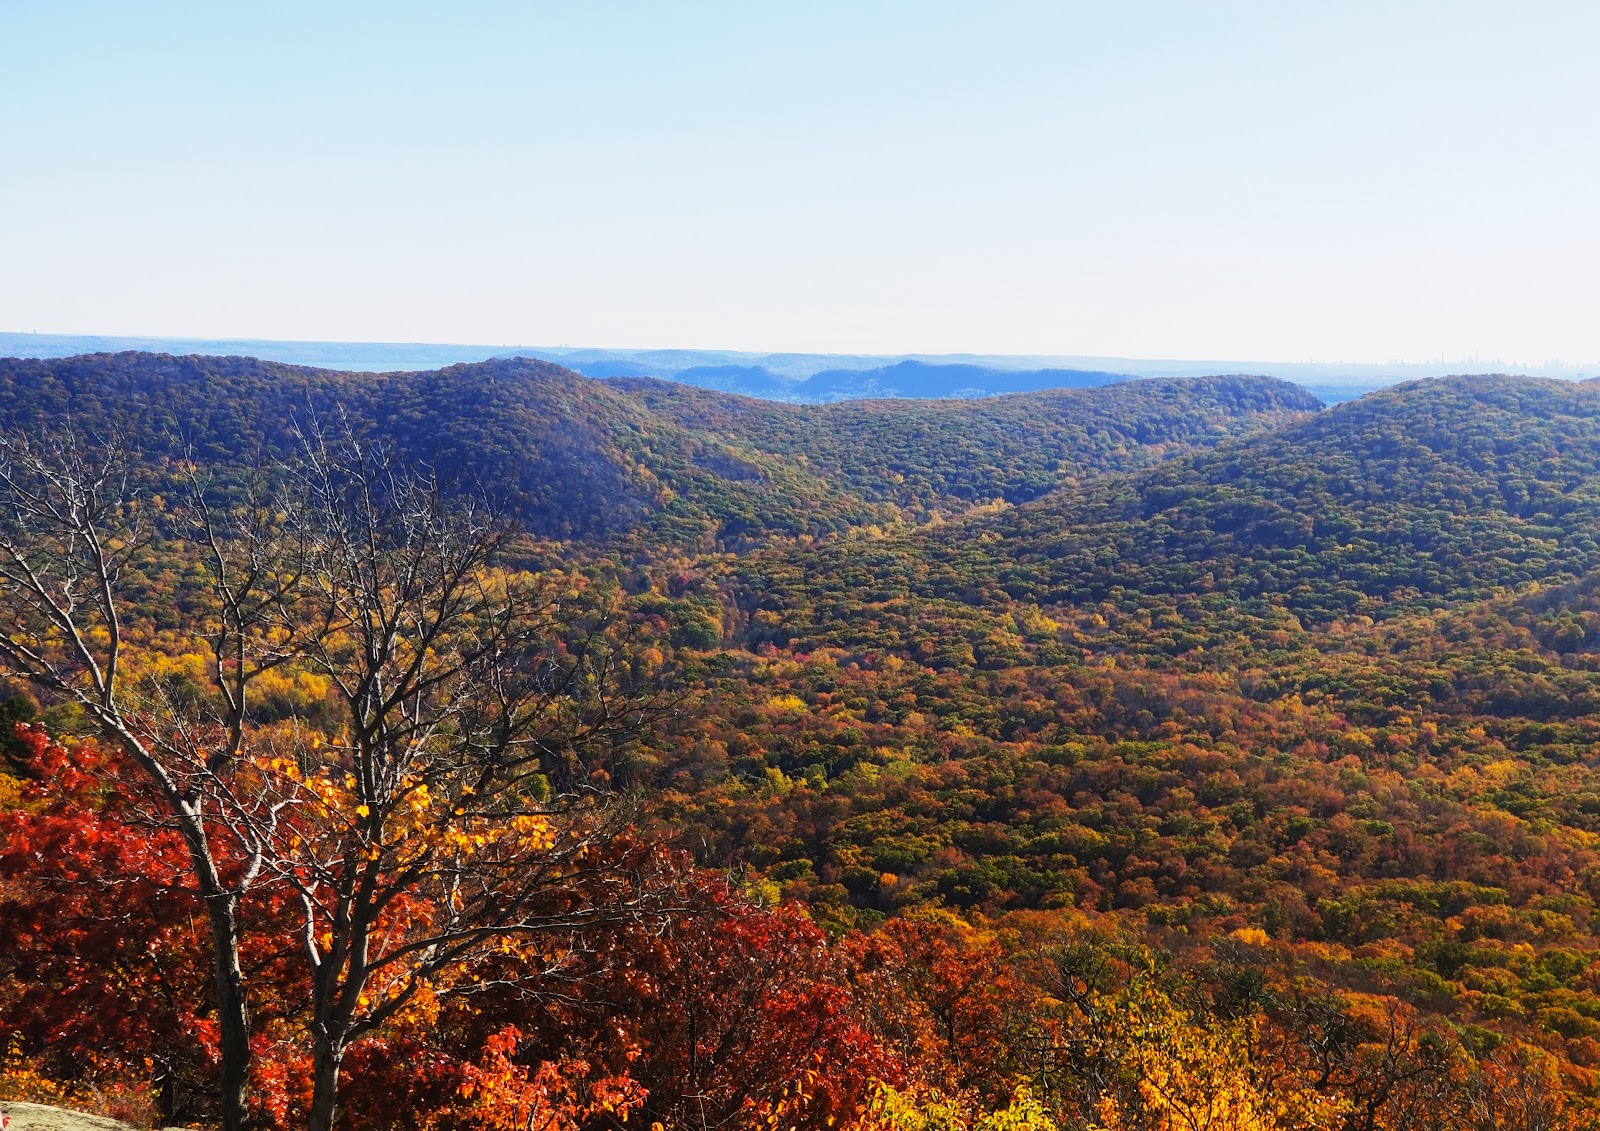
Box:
5;331;1597;393
7;327;1600;376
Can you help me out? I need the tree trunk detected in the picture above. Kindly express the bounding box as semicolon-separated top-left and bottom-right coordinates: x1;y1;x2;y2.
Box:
206;895;255;1131
308;1037;344;1131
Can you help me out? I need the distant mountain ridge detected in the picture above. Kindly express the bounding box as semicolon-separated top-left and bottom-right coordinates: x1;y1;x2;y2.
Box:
8;332;1594;402
639;359;1132;401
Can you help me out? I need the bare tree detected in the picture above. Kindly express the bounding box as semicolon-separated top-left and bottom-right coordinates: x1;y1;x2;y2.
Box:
0;430;266;1131
0;423;669;1131
272;429;665;1131
1272;991;1453;1131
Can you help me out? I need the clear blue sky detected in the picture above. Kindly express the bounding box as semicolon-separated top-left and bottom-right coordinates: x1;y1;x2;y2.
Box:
4;1;1598;363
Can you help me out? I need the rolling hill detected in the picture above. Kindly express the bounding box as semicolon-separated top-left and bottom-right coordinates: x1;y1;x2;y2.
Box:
616;373;1318;519
630;375;1600;1097
0;351;860;544
728;375;1600;657
936;374;1600;624
0;353;1317;547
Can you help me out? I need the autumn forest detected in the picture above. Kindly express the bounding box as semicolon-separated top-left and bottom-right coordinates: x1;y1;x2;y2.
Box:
6;351;1600;1131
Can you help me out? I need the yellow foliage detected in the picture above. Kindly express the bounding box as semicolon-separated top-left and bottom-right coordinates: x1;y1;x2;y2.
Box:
0;1048;158;1128
1085;980;1347;1131
858;1083;1058;1131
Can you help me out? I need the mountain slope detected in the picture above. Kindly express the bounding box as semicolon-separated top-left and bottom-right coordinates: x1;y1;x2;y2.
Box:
947;375;1600;625
0;354;1318;546
727;375;1600;659
0;352;876;544
653;374;1600;954
615;374;1320;519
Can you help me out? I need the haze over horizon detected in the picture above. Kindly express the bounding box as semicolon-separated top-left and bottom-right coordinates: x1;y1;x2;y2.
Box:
5;331;1596;400
6;2;1600;363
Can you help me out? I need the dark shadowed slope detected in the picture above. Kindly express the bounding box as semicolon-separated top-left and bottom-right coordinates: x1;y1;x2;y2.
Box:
0;352;875;544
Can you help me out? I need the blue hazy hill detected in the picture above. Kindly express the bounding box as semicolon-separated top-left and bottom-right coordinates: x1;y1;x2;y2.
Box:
560;359;1133;401
793;360;1128;401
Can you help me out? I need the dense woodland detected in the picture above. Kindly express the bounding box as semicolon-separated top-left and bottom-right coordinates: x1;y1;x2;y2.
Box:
5;353;1600;1129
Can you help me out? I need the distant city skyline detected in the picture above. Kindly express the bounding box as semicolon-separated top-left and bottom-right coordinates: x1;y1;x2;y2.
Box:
5;3;1600;363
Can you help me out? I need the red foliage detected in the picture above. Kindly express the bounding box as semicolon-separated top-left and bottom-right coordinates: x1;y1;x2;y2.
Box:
837;915;1029;1103
2;728;898;1130
337;871;897;1130
593;877;896;1128
0;729;216;1115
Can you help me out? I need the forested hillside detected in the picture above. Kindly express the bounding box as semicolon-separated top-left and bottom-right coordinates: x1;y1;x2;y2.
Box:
0;353;1314;545
618;373;1319;518
0;352;869;543
10;360;1600;1129
954;375;1600;623
729;375;1600;657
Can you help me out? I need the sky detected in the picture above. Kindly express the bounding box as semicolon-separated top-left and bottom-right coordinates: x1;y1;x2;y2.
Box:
4;1;1599;364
